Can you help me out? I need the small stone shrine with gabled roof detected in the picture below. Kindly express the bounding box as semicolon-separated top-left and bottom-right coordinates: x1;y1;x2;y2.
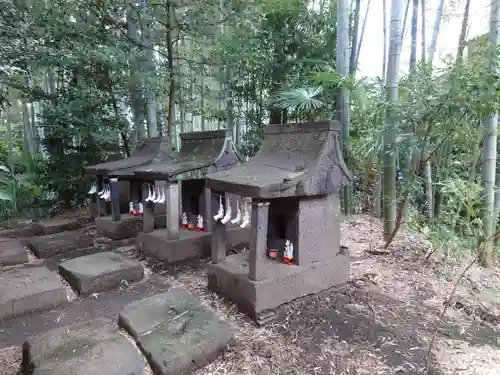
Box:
86;136;172;239
133;129;250;263
205;120;351;325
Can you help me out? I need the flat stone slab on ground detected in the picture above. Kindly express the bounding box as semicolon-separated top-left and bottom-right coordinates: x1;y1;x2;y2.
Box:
0;239;28;266
0;265;67;322
119;288;235;375
35;217;82;235
95;214;142;240
58;251;144;296
23;317;147;375
25;230;94;258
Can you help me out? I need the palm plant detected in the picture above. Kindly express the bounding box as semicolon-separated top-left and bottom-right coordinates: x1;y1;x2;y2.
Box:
273;87;327;121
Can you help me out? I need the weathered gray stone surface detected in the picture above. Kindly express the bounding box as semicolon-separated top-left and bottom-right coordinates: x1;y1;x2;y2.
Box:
0;239;28;266
137;226;249;264
0;265;67;322
119;289;235;375
25;230;94;258
58;251;144;296
95;214;142;240
23;317;147;375
207;251;350;321
35;217;82;236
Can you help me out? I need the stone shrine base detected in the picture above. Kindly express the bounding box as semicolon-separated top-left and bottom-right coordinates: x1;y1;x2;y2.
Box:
137;227;250;264
207;250;349;324
95;214;142;240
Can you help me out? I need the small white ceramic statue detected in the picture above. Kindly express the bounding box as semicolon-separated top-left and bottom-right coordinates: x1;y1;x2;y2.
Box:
197;214;204;230
137;202;144;215
284;240;291;257
182;212;188;226
129;201;135;215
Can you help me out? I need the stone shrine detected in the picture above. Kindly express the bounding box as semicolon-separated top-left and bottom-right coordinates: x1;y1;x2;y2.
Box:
86;136;172;239
134;129;249;263
205;120;351;325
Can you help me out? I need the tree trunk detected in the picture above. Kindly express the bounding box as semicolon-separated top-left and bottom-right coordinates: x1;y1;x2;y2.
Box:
479;0;500;268
336;0;351;215
143;3;158;137
177;36;185;137
355;0;371;64
456;0;471;61
382;0;388;80
165;0;175;147
409;0;418;70
383;0;404;241
420;0;426;62
349;0;362;76
427;0;445;65
401;0;411;42
127;5;146;141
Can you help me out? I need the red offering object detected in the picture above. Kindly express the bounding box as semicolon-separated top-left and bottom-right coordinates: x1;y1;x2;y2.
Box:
188;223;195;230
282;255;294;265
181;224;188;228
267;248;278;259
196;227;204;232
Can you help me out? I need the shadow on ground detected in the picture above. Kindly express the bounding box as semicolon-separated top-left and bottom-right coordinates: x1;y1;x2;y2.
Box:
269;282;500;375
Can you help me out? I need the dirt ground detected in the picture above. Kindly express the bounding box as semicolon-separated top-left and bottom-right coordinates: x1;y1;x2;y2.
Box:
2;214;500;375
159;215;500;375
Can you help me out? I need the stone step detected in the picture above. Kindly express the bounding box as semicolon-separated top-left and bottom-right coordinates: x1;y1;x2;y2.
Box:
0;239;29;266
35;216;93;236
58;251;144;296
23;317;147;375
0;265;67;322
95;214;142;240
0;276;172;349
119;288;235;375
24;230;94;258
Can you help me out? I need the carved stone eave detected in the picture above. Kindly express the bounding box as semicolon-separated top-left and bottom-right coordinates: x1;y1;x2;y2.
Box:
205;120;351;199
86;136;172;179
132;129;239;182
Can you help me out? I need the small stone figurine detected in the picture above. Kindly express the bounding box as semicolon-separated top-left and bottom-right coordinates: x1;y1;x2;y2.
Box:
181;212;188;228
196;215;204;232
282;240;294;265
129;201;136;215
137;202;144;216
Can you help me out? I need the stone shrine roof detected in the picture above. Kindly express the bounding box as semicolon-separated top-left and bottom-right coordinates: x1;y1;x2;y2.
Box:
205;121;351;199
133;129;241;181
86;136;172;178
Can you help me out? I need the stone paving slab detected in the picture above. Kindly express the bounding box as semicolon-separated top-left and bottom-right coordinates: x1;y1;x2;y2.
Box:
34;217;82;236
95;214;142;240
119;288;235;375
0;265;67;322
0;239;28;266
58;251;144;296
24;230;94;258
23;317;147;375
